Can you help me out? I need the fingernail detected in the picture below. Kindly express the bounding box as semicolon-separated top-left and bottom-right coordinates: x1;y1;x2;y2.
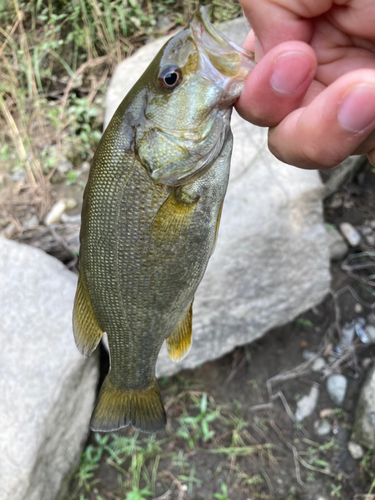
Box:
338;85;375;133
270;52;312;95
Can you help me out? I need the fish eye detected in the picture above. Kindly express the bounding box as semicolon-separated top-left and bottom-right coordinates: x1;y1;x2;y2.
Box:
157;66;182;91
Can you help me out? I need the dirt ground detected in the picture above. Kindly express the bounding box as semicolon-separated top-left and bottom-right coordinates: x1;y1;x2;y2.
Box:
2;157;375;499
64;161;375;500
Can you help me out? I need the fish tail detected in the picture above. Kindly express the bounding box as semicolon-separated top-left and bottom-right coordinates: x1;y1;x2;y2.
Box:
90;376;166;433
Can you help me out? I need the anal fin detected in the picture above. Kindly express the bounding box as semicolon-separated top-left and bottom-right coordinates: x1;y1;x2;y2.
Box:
166;302;193;362
90;375;166;433
73;274;103;357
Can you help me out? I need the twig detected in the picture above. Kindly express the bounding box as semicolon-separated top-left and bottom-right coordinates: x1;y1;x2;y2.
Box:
270;421;305;487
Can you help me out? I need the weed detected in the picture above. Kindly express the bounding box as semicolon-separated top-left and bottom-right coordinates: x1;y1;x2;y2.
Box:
214;482;230;500
297;317;313;328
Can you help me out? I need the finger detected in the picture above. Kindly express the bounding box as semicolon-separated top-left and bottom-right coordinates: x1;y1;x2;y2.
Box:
235;41;316;127
243;30;255;53
238;0;333;53
267;69;375;169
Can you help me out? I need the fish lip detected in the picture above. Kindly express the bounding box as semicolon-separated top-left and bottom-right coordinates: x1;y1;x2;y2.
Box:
190;7;255;99
191;7;254;62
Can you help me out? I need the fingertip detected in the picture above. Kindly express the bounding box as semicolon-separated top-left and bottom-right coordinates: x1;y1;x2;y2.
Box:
236;41;316;127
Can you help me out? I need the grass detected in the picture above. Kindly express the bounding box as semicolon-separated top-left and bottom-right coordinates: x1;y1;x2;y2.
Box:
0;0;242;223
67;381;361;500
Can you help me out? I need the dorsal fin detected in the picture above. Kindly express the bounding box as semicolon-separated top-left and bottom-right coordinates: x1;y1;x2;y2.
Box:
166;302;193;362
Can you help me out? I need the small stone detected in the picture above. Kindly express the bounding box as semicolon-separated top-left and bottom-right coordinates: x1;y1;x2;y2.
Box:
182;485;188;492
354;303;363;314
362;358;372;370
341;322;355;348
60;213;81;224
312;357;327;372
295;385;319;421
2;222;16;238
65;197;78;210
328;194;343;209
56;157;73;174
22;214;39;230
44;198;67;226
340;222;361;247
356;322;370;343
361;226;373;236
368;313;375;325
9;170;26;182
325;224;348;261
365;325;375;342
156;15;172;31
366;234;375;246
314;419;332;436
347;441;364;460
81;161;90;172
326;374;347;405
302;349;315;361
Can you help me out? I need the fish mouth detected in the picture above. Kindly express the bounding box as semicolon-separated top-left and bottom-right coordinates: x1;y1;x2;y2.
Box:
190;7;255;100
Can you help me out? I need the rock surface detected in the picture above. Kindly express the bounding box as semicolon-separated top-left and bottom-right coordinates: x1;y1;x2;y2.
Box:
326;374;347;405
352;365;375;448
0;238;99;500
104;17;331;377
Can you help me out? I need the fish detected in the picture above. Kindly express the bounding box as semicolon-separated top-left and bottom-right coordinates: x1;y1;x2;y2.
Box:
72;7;255;434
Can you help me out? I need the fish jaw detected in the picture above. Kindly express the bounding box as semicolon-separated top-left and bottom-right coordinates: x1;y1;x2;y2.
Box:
191;7;256;104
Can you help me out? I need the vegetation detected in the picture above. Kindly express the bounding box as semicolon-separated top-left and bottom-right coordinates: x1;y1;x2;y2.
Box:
0;0;242;213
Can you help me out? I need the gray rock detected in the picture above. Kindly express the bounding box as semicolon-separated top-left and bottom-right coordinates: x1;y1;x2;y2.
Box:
312;357;327;372
325;224;348;261
0;238;99;500
314;419;332;436
365;325;375;341
341;322;356;348
103;17;330;377
352;365;375;448
295;385;320;421
347;441;364;460
326;374;347;405
339;222;361;247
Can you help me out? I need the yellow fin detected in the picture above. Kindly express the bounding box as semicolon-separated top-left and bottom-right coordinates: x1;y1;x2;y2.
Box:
150;187;198;248
90;376;166;433
72;275;103;357
167;302;193;362
212;200;224;253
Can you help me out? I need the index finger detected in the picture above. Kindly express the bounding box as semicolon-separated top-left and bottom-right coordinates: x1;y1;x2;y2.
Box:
239;0;334;53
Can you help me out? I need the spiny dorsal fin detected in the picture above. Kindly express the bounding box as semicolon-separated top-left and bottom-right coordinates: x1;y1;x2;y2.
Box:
73;274;103;357
90;375;166;433
166;302;193;362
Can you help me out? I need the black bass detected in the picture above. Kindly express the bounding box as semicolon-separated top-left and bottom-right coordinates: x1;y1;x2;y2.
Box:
73;8;254;433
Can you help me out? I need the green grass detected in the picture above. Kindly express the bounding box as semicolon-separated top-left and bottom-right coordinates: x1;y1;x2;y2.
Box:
0;0;242;216
67;385;358;500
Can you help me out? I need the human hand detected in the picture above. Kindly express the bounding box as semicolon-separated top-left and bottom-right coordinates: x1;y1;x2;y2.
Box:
235;0;375;169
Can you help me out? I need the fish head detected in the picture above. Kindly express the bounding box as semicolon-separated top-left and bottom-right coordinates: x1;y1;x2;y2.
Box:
132;7;255;186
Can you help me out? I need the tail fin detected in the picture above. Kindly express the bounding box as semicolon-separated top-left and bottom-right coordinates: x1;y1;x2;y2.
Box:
90;376;166;433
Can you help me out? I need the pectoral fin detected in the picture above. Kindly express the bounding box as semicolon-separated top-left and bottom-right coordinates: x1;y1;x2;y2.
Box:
150;187;198;249
73;275;103;357
166;302;193;362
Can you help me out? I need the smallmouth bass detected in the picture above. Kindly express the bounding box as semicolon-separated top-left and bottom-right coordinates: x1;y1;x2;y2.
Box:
73;8;254;433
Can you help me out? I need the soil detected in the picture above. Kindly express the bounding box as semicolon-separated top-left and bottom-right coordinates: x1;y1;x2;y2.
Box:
67;161;375;500
2;155;375;500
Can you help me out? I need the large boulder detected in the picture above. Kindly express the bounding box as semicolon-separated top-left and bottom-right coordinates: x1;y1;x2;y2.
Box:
104;17;331;377
352;365;375;449
0;238;99;500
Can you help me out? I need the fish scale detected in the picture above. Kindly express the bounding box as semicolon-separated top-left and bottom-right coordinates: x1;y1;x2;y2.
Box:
72;7;255;433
